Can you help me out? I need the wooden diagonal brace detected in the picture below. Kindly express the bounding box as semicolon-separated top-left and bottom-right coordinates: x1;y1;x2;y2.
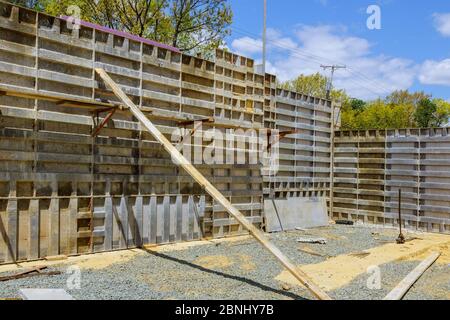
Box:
95;68;332;300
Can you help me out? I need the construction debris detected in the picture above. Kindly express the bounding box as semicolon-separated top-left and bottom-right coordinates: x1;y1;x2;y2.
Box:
298;247;327;258
297;237;327;245
19;289;74;301
0;266;61;282
335;220;354;226
349;252;371;259
384;252;441;300
281;284;291;291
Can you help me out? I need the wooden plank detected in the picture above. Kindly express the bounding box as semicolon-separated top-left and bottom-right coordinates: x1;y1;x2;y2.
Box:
142;197;151;245
28;199;39;260
112;198;121;250
169;197;176;243
95;68;332;300
175;195;183;242
119;196;128;249
156;197;164;243
6;181;17;263
182;198;189;241
162;196;170;243
383;252;441;300
149;196;157;244
104;195;113;251
188;196;195;241
135;196;143;247
127;197;136;248
48;182;59;257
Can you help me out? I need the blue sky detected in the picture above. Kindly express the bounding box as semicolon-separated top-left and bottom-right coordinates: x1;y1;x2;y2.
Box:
226;0;450;100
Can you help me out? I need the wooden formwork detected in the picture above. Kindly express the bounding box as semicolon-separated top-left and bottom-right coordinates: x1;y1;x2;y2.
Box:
333;129;450;234
0;2;335;264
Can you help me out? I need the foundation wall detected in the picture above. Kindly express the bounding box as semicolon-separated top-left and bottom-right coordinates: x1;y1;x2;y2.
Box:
333;129;450;234
0;3;333;264
264;89;333;199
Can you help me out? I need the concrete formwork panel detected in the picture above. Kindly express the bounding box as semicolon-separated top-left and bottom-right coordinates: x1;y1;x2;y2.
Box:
0;2;334;263
333;129;450;234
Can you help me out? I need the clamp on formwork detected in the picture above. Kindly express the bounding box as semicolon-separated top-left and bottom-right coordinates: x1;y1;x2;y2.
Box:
267;129;299;152
176;117;214;149
91;107;118;137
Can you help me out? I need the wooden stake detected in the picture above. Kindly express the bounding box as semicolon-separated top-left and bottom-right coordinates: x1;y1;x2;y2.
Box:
95;68;332;300
383;252;441;300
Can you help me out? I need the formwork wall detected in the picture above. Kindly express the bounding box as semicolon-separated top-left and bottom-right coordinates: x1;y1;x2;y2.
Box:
333;129;450;234
0;3;333;264
264;89;333;200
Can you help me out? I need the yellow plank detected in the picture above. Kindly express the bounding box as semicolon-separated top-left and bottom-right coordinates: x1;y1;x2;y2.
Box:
383;252;441;300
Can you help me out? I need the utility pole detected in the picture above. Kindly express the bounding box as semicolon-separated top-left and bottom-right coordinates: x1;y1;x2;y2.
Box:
321;64;346;99
263;0;267;74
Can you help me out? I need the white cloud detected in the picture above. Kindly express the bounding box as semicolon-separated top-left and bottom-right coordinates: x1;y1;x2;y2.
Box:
230;37;262;56
419;59;450;86
433;13;450;37
230;25;417;100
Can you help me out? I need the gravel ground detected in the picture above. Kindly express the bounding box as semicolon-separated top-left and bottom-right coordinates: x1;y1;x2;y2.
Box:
1;225;448;300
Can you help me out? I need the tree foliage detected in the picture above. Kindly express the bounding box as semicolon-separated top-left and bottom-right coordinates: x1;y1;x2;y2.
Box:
281;75;450;130
7;0;232;56
279;72;348;102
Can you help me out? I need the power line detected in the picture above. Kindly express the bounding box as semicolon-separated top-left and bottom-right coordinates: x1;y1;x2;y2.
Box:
321;65;346;99
230;26;392;96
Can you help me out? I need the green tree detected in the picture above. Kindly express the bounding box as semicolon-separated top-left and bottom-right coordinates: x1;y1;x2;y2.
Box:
349;99;366;112
6;0;43;9
385;90;430;107
279;72;348;102
414;98;437;128
433;99;450;127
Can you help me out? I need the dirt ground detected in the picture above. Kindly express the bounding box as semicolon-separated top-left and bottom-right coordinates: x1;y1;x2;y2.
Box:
0;225;449;300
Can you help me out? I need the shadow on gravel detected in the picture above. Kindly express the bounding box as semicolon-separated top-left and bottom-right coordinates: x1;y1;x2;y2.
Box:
143;249;308;300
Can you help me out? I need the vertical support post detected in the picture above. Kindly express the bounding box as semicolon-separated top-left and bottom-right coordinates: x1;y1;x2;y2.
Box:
397;189;405;244
262;0;267;74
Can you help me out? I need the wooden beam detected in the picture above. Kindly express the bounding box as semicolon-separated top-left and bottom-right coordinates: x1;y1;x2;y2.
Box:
383;252;441;300
0;90;6;96
179;117;214;127
95;68;332;300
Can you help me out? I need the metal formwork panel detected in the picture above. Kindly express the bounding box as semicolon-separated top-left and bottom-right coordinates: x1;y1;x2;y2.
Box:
333;129;450;234
264;88;333;201
0;2;265;263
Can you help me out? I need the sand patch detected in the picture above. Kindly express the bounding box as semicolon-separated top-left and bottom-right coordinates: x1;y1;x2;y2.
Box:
239;255;256;271
400;243;450;265
194;255;233;269
276;233;450;291
0;249;143;274
144;235;252;253
72;250;143;270
192;254;256;271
